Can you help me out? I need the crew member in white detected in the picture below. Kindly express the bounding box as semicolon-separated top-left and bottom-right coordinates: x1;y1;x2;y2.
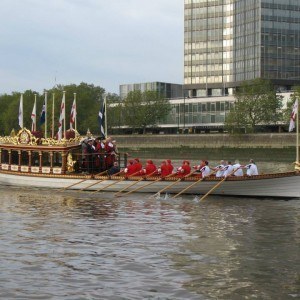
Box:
245;159;258;176
232;159;244;176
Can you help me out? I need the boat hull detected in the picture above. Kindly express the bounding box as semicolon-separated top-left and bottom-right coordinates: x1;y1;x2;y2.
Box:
0;171;299;198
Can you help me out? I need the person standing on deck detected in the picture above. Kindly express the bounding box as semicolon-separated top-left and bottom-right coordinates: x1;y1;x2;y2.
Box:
86;138;96;174
104;137;116;169
94;137;106;172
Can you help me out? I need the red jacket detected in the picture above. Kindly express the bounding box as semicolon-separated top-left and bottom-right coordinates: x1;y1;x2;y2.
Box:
177;163;191;177
126;162;137;176
160;163;171;177
145;162;157;175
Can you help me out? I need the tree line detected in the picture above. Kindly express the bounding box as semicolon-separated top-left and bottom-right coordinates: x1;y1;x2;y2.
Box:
0;79;297;137
224;78;299;133
0;82;171;136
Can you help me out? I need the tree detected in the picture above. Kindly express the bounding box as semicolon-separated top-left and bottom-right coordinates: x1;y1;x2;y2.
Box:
106;93;123;133
0;82;105;136
123;90;171;133
225;78;283;133
48;82;105;135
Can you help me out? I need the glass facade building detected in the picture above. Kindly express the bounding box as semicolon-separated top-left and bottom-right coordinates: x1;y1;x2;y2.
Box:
119;82;183;100
184;0;300;96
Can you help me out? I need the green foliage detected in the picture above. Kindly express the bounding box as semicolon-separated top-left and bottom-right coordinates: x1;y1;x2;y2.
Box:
225;78;283;133
123;90;171;133
0;82;105;136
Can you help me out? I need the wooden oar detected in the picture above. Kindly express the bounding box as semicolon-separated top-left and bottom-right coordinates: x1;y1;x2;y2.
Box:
79;170;123;191
172;169;217;199
120;172;175;196
91;170;141;194
114;170;157;197
153;170;197;196
199;168;238;202
60;170;108;191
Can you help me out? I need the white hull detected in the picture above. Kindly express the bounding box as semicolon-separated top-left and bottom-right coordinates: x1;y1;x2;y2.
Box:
0;171;299;198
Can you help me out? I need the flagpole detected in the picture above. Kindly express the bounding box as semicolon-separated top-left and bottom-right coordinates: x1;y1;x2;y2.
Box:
52;93;55;138
19;93;24;129
63;91;66;139
297;99;299;163
44;92;48;138
34;94;37;131
74;93;77;132
104;94;107;137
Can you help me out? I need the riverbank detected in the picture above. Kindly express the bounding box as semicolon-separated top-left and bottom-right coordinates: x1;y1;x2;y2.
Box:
114;133;296;149
114;133;297;162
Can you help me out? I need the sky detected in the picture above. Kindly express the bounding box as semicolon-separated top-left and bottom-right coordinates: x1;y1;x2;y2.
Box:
0;0;183;95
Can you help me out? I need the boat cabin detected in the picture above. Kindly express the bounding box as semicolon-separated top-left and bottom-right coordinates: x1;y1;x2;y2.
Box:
0;128;82;175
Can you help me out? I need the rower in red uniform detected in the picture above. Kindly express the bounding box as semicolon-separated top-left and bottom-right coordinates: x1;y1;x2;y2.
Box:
158;161;170;177
177;160;191;178
124;160;136;176
166;159;174;174
141;160;157;175
134;158;143;173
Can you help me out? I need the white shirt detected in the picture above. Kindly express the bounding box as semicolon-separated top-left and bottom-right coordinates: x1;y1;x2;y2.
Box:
223;164;234;177
200;165;211;178
215;164;225;177
232;163;243;176
246;163;258;176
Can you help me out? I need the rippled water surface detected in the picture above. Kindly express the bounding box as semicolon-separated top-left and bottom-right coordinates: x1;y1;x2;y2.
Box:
0;185;300;299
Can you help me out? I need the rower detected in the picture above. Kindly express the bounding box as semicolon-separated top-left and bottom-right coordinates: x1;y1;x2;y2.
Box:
176;160;191;177
245;159;258;176
214;160;225;177
223;161;234;177
232;159;244;176
199;160;210;178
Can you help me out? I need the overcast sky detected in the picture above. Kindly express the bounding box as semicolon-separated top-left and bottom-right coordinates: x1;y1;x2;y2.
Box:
0;0;183;95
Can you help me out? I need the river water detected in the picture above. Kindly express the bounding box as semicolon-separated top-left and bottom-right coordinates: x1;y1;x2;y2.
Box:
0;181;300;300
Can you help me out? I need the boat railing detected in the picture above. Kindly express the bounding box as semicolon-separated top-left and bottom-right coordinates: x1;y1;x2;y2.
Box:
0;146;128;176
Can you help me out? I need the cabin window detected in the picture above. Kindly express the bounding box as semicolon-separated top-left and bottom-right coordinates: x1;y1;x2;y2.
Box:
42;152;51;166
32;152;39;166
1;150;9;164
53;152;62;167
21;151;29;165
11;151;18;165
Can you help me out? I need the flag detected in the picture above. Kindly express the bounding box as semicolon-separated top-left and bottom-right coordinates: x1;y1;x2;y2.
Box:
40;99;46;125
31;99;36;132
289;99;298;132
98;100;106;138
70;98;76;129
57;93;65;140
18;94;23;128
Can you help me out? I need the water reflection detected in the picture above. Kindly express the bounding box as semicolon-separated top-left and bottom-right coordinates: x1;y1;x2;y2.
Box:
0;187;299;299
171;198;300;299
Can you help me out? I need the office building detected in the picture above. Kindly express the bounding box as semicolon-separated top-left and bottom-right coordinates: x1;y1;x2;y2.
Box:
119;82;183;100
184;0;300;97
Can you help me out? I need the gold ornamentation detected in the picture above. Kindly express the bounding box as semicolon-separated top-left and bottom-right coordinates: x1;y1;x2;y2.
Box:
67;153;76;173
